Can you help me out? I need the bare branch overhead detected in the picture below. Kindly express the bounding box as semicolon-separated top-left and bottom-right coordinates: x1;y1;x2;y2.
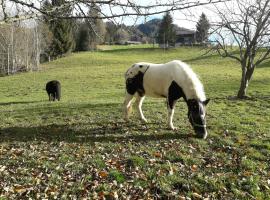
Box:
0;0;231;24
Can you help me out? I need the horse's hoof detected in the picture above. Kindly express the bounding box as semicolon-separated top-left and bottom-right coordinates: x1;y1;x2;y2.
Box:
195;132;207;139
141;118;148;123
169;126;178;130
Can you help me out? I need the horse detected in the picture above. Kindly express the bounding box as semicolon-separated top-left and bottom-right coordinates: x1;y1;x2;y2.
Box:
46;80;61;101
123;60;210;139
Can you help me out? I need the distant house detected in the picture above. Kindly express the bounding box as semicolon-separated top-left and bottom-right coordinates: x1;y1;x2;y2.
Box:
158;27;196;48
175;27;196;46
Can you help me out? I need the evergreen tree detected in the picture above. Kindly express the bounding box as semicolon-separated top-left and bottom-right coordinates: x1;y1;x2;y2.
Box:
74;4;106;51
105;22;118;44
75;21;91;51
87;3;106;49
196;13;210;43
157;12;176;47
43;0;75;58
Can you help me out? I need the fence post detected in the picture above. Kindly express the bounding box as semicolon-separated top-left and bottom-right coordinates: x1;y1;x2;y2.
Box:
35;25;40;70
11;24;14;73
7;45;10;75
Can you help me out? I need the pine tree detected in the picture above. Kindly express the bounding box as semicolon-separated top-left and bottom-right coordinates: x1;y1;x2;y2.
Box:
105;22;118;44
75;21;91;51
43;0;75;58
196;13;210;43
87;3;106;49
74;3;106;51
157;12;176;47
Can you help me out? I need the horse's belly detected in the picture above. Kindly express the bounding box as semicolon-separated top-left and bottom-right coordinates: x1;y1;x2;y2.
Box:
144;83;168;98
142;68;173;98
145;90;166;98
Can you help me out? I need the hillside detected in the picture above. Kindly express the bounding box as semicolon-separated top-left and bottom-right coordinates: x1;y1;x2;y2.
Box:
0;45;270;199
137;18;162;36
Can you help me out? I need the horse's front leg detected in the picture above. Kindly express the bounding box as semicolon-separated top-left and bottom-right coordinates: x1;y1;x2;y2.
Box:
123;93;134;121
167;99;177;130
135;95;147;122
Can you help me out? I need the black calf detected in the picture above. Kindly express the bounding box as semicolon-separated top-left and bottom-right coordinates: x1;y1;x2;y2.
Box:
46;80;61;101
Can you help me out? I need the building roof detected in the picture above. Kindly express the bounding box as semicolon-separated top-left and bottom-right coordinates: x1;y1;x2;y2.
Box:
175;27;195;35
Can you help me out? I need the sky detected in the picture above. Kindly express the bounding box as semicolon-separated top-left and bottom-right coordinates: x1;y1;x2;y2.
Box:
113;0;227;30
1;0;228;31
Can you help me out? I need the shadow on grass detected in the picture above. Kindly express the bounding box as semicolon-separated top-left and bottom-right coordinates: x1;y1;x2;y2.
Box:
226;94;270;101
0;121;191;144
183;53;222;63
257;60;270;68
2;101;123;116
0;100;45;106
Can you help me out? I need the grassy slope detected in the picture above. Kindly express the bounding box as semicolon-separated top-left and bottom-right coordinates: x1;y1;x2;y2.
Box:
0;45;270;199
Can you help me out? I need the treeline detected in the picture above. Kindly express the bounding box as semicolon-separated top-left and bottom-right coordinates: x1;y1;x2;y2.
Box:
39;0;210;61
40;0;151;61
156;12;210;47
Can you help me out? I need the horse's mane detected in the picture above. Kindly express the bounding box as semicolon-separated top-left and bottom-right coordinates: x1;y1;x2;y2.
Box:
173;60;206;101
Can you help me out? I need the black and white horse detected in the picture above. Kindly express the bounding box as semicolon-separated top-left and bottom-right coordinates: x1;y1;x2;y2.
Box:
123;60;210;139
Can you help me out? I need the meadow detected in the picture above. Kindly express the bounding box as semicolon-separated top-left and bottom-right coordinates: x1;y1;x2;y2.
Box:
0;45;269;199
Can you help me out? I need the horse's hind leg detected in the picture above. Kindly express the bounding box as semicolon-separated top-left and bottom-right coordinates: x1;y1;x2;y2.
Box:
167;99;177;130
135;95;147;122
123;93;134;121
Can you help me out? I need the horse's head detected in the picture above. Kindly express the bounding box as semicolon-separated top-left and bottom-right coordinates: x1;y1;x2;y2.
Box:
187;99;210;139
125;64;149;79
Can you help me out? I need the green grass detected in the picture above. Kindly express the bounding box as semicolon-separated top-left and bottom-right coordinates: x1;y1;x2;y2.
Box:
0;45;270;199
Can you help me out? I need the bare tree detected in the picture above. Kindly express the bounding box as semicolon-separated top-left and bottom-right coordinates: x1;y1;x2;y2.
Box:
0;0;230;24
38;21;53;61
0;23;40;75
212;0;270;98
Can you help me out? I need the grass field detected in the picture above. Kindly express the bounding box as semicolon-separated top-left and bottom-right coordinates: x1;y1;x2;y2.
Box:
0;45;270;199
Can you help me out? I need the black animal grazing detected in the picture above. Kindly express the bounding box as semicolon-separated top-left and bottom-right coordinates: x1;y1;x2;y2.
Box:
46;80;61;101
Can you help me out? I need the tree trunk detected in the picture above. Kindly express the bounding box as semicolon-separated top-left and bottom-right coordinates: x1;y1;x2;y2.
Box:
237;75;249;98
237;65;254;98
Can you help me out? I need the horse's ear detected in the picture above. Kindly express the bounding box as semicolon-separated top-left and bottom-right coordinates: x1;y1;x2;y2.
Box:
203;99;210;106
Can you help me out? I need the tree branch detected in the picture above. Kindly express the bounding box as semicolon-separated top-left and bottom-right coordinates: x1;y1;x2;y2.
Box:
0;0;231;24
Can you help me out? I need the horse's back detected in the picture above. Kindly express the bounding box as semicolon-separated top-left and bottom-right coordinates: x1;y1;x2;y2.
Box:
142;61;183;97
145;60;191;82
142;60;200;98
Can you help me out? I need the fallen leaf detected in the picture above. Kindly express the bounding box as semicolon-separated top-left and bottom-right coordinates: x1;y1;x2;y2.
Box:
154;152;162;158
109;191;119;200
0;165;6;172
99;171;108;178
13;184;32;194
98;191;105;199
191;165;198;172
243;171;252;176
192;192;203;199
